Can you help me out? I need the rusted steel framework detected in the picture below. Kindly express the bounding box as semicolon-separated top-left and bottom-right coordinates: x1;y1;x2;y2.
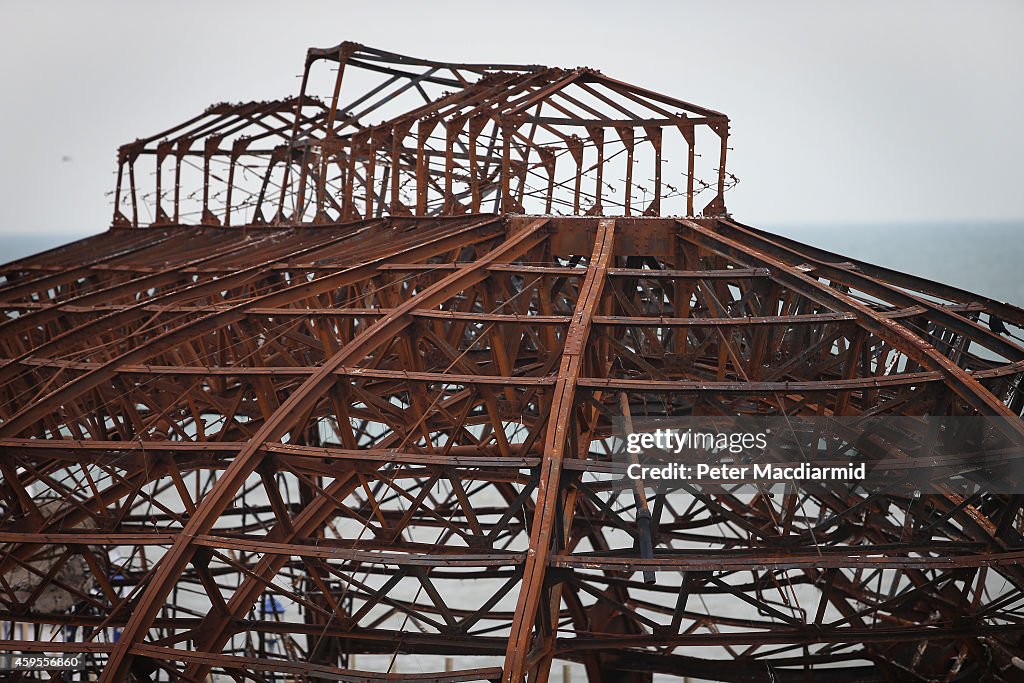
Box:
3;42;1024;682
112;43;733;228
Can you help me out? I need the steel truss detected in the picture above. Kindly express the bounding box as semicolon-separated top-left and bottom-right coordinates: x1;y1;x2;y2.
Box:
2;42;1024;683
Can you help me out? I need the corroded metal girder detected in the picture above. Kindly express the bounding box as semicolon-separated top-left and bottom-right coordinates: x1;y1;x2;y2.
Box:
3;42;1024;683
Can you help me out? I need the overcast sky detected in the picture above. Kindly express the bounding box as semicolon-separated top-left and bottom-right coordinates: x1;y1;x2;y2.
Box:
1;0;1022;237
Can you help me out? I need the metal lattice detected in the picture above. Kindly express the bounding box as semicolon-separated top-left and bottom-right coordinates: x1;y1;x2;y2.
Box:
3;42;1024;682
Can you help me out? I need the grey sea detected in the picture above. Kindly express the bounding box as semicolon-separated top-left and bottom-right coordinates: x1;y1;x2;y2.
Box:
3;221;1022;304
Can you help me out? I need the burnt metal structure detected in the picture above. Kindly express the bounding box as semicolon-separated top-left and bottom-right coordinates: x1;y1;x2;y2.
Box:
2;42;1024;682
